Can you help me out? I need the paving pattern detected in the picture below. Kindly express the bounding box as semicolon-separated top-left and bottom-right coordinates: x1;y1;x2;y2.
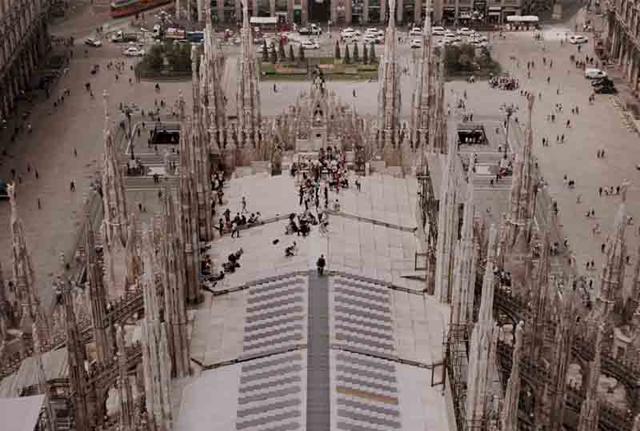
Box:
235;274;308;431
330;274;402;431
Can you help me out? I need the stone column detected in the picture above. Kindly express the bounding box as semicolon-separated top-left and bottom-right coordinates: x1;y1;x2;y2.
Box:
252;0;257;15
396;0;403;24
301;0;308;24
415;0;423;24
363;0;369;23
287;0;293;23
345;0;352;23
331;0;337;24
236;0;242;22
380;0;386;23
270;0;275;16
217;1;224;21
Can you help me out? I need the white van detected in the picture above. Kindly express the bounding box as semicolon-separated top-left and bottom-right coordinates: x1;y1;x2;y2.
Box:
584;68;607;79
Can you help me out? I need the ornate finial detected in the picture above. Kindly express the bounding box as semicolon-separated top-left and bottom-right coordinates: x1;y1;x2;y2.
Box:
7;182;17;222
621;179;630;203
388;0;396;27
103;90;110;120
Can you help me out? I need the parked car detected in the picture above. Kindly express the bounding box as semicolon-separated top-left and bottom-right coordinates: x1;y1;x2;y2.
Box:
365;28;383;37
594;84;617;94
84;37;102;47
592;77;614;87
568;35;588;44
363;34;383;44
123;46;145;56
341;28;360;38
410;38;422;48
456;27;472;36
409;27;422;36
301;40;320;49
432;26;446;36
584;68;607;79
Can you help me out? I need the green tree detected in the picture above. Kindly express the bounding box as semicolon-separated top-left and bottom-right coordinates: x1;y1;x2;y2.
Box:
262;40;268;61
298;44;305;62
278;39;286;61
166;42;192;72
344;44;351;64
353;43;359;62
362;43;368;64
369;43;376;63
288;44;295;62
270;44;277;63
335;40;341;59
146;44;164;71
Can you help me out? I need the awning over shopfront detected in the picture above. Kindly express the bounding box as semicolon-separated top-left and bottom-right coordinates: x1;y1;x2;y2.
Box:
506;15;539;22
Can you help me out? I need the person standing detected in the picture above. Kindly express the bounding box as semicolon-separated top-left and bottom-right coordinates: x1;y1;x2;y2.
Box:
316;254;326;276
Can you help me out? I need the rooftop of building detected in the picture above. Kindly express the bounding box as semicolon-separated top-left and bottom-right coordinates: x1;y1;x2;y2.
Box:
174;172;451;431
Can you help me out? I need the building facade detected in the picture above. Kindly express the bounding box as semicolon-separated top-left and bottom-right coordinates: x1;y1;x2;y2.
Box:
0;0;49;122
208;0;522;25
605;0;640;93
209;0;505;25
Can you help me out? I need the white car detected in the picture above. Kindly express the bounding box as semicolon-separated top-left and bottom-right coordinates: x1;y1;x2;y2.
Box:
341;28;360;38
123;46;145;56
84;37;102;47
585;68;607;79
365;28;384;37
568;35;588;44
410;38;422;48
456;27;472;35
301;40;320;49
364;35;383;44
409;27;422;36
432;26;446;36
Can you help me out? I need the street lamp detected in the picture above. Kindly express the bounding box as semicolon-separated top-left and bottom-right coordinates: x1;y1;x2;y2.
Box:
499;102;518;157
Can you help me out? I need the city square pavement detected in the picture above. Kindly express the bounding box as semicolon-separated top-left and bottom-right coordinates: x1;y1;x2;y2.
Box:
7;4;638;307
0;36;191;306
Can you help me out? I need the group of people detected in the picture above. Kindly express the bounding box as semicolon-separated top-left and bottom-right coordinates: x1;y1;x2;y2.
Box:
489;74;520;91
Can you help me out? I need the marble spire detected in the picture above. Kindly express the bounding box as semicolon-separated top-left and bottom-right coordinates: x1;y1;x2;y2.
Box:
124;212;143;295
450;162;476;326
546;287;578;430
9;183;48;343
627;242;640;320
577;324;603;431
0;260;13;338
410;0;433;151
530;234;551;363
116;325;134;429
141;227;173;431
160;192;190;377
466;224;499;427
507;94;536;252
62;282;90;430
101;91;129;249
597;192;627;316
431;44;447;154
190;46;215;242
500;321;524;431
203;0;227;151
178;106;203;305
236;0;261;153
434;122;459;303
85;210;112;364
377;0;402;164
